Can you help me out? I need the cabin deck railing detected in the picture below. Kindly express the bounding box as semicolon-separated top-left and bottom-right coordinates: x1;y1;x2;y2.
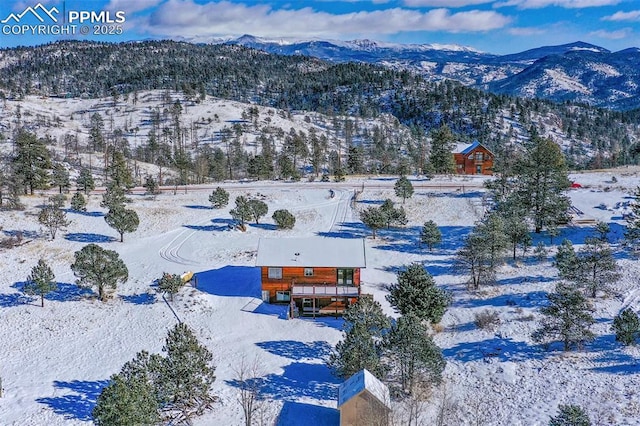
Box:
291;284;359;297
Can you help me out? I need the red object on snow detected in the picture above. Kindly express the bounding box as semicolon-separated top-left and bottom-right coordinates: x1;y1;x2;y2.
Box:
571;182;582;188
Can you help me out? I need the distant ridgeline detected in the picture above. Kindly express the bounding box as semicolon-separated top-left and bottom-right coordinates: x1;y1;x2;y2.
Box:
1;40;639;169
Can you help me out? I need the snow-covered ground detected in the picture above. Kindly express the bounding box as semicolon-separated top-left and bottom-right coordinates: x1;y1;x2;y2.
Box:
1;172;640;425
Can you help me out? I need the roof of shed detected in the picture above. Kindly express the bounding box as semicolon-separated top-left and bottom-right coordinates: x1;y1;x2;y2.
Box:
338;369;390;408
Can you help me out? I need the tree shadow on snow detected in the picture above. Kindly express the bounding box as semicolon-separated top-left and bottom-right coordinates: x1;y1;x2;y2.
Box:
184;218;238;232
64;233;116;243
250;223;278;231
276;401;339;426
317;222;368;239
66;209;104;217
256;340;332;361
443;337;543;363
0;292;34;307
12;282;94;302
227;362;340;402
183;204;212;210
36;379;110;421
3;229;40;239
120;293;156;305
453;290;549;309
381;260;455;278
195;266;261;297
590;336;640;374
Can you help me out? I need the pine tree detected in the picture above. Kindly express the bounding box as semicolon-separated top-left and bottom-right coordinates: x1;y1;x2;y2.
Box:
101;182;127;210
386;263;450;324
247;199;268;224
12;130;52;195
577;237;619;298
51;163;70;194
510;135;571;233
76;168;95;195
105;207;139;242
153;323;217;422
625;187;640;251
532;282;595;351
93;357;160;426
380;199;407;229
38;197;71;240
108;150;134;189
594;221;610;242
429;125;456;174
328;297;390;379
475;213;508;269
158;272;184;301
0;165;24;210
24;259;57;307
360;206;386;239
456;232;495;290
272;209;296;229
549;405;591;426
613;308;640;346
383;313;446;395
71;244;128;302
209;187;229;209
70;192;87;211
420;220;442;251
394;176;414;203
534;241;548;262
500;208;530;260
555;239;580;281
230;196;252;228
89;112;105;151
144;175;160;195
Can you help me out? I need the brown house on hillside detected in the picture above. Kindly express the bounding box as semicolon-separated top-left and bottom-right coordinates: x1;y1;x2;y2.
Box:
452;141;494;175
255;237;366;317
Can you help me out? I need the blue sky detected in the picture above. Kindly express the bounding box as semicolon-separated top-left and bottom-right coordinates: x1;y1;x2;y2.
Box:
1;0;638;54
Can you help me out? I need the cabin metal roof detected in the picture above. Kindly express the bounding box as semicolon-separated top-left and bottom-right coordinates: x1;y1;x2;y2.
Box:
255;237;366;268
452;140;493;155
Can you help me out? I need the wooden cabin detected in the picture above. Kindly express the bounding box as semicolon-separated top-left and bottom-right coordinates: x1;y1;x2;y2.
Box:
255;237;366;316
452;141;494;175
338;369;390;426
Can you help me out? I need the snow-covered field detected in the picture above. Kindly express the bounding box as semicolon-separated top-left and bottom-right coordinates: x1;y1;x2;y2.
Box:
1;172;640;425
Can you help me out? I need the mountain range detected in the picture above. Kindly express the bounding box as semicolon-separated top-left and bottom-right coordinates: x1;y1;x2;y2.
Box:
224;36;640;111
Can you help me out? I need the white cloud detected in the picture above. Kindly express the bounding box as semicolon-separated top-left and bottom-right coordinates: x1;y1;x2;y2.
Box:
602;10;640;21
136;0;511;39
496;0;620;9
11;0;58;11
403;0;493;7
508;26;546;35
105;0;165;14
589;27;632;39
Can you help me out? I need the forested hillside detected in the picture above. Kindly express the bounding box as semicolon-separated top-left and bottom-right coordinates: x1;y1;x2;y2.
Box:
1;40;639;171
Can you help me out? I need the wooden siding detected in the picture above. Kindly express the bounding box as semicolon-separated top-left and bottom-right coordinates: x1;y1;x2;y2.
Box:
340;391;390;426
454;145;494;175
261;266;361;302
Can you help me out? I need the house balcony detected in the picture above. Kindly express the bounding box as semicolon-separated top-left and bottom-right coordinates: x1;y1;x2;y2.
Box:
291;283;360;297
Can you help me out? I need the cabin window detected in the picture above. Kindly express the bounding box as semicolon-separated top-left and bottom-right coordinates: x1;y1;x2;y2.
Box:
304;268;314;277
268;267;282;279
337;269;354;285
475;152;483;161
276;291;290;302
